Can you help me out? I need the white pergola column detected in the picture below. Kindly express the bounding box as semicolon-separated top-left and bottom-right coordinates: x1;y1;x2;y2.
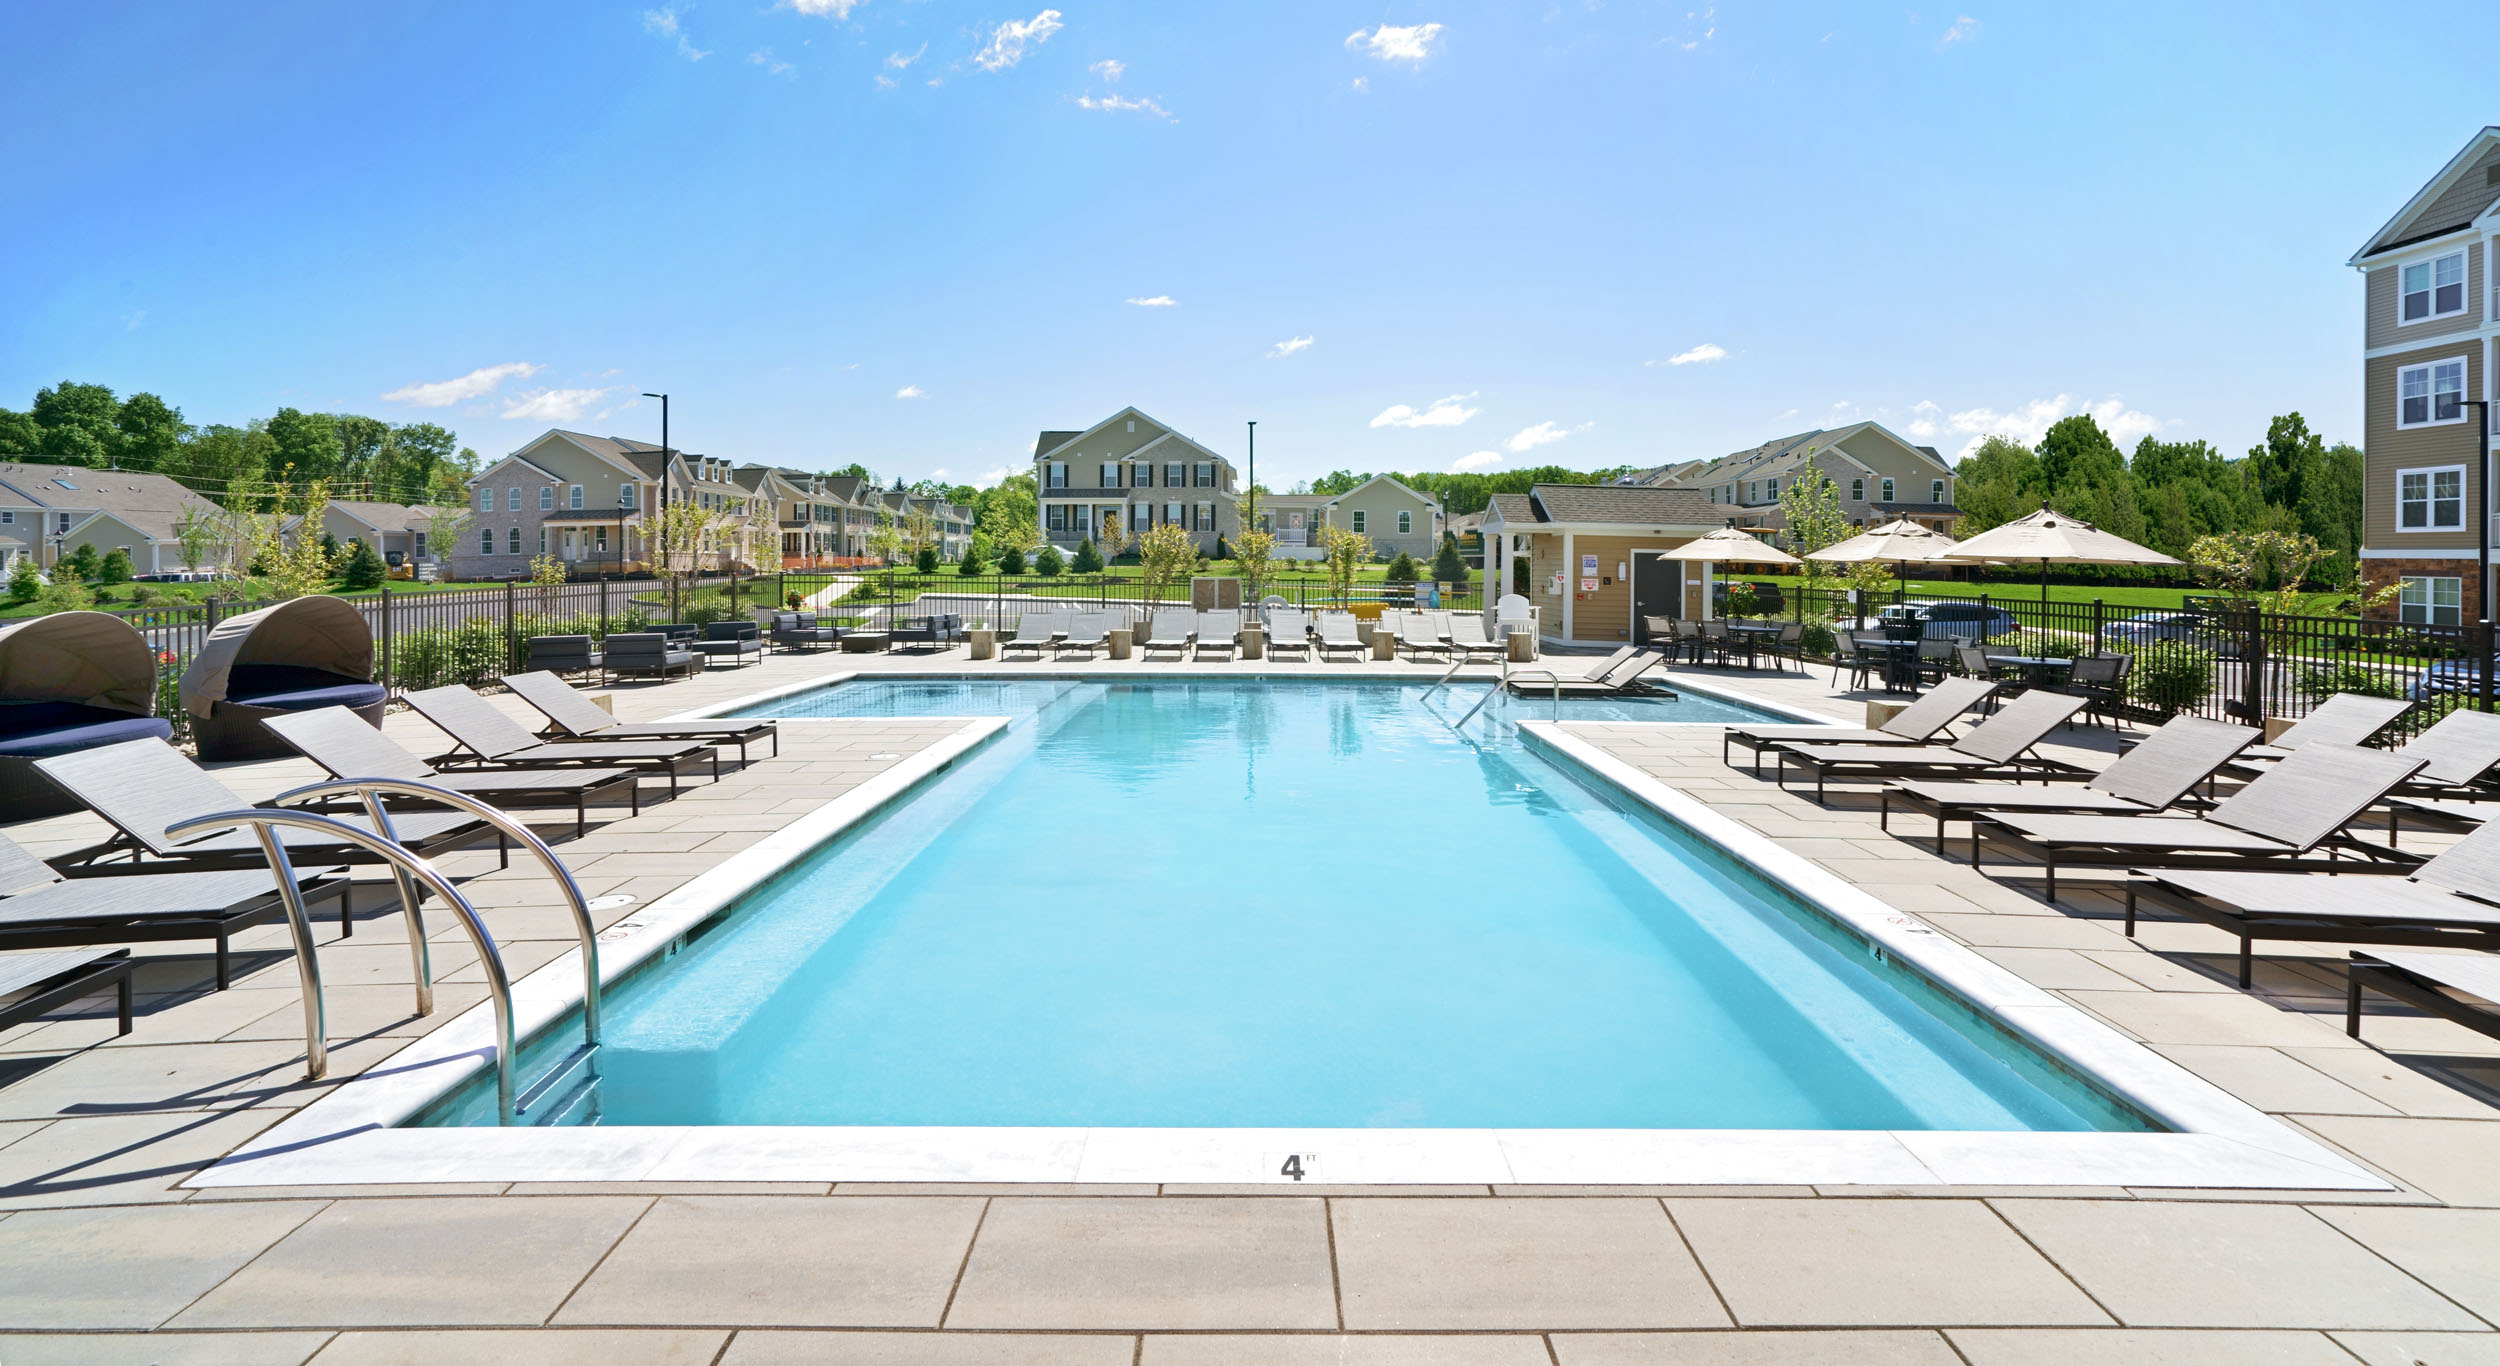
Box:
1560;531;1576;642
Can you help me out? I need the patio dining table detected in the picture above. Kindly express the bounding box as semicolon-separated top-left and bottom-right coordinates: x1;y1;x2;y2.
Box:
1718;621;1786;669
1985;654;2075;689
1852;637;1927;694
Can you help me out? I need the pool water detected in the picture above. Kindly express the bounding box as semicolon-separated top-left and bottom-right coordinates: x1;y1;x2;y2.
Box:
424;680;2147;1132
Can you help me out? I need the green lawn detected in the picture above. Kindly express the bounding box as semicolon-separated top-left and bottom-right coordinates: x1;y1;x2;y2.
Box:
1748;573;2199;612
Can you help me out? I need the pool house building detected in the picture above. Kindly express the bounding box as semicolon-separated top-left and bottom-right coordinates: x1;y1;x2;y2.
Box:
1480;482;1730;646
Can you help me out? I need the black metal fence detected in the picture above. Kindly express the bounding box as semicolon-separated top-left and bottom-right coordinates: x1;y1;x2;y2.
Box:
783;570;1486;622
1766;586;2495;741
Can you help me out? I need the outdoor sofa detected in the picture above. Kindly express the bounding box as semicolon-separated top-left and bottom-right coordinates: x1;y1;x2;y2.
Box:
0;612;175;821
692;621;764;669
603;632;699;683
179;596;386;763
770;612;843;652
525;635;602;678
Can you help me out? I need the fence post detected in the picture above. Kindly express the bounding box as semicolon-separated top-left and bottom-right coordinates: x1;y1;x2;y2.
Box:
379;587;393;693
2242;608;2268;725
2481;618;2495;716
503;580;517;673
2091;598;2104;650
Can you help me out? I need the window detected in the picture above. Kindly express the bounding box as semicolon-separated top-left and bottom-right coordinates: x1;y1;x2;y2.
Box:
2399;576;2463;626
1165;501;1182;526
55;512;71;535
619;484;636;509
1166;462;1185;486
594;527;607;553
413;532;427;557
1849;478;1865;501
1931;479;1946;503
1397;510;1412;534
1880;478;1896;503
1046;505;1066;533
507;527;522;555
1196;502;1213;531
539;487;554;510
1101;463;1120;488
1047;462;1068;488
1351;509;1367;533
478;487;493;513
2397;465;2466;530
2398;358;2468;427
538;527;547;556
2401;251;2468;322
570;485;584;510
1196;463;1214;487
479;529;494;555
1765;479;1778;499
1133;463;1152;487
0;510;10;525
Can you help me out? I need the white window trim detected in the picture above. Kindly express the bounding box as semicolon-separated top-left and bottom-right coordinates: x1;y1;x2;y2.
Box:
1396;510;1412;534
570;485;584;510
1880;478;1896;503
2398;574;2464;626
2395;355;2471;429
539;487;554;510
1350;509;1367;533
2394;463;2468;532
2397;249;2470;326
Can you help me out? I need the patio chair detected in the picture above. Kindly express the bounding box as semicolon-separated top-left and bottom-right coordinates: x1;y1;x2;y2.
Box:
1397;612;1450;662
34;736;503;879
1701;620;1749;669
603;632;700;683
1973;743;2427;905
2125;816;2500;991
525;635;604;679
1883;715;2258;854
1448;614;1506;664
1315;611;1366;662
1141;610;1197;661
2059;654;2128;729
770;611;841;652
1722;675;1996;774
1267;609;1314;661
1672;619;1708;666
1055;611;1115;660
501;671;779;762
692;621;764;669
1828;631;1871;690
1195;610;1242;661
0;612;175;821
2348;947;2500;1046
1494;594;1536;649
1772;688;2092;803
263;707;640;840
1001;611;1065;660
1767;621;1804;674
402;685;721;795
0;829;347;990
0;948;134;1036
1913;637;1957;687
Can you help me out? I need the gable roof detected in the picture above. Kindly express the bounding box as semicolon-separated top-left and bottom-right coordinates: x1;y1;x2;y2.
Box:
2351;127;2500;264
1639;421;1950;491
1489;483;1718;528
1322;473;1441;511
327;500;427;535
468;452;562;485
1033;407;1228;467
0;463;223;542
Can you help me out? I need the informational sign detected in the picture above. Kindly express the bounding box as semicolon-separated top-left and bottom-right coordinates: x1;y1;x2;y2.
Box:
1581;553;1598;575
1547;570;1566;596
1580;577;1599;592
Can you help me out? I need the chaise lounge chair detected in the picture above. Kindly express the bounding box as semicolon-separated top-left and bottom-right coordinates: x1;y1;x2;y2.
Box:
2126;816;2500;989
1315;611;1366;662
263;707;640;840
1194;610;1241;661
1882;715;2259;854
1141;610;1196;661
0;829;347;990
1055;611;1116;660
1265;609;1313;661
1773;688;2092;803
1396;613;1451;663
2348;946;2500;1046
0;948;135;1036
501;671;779;762
1447;614;1507;664
2220;693;2413;773
1721;675;1996;775
1001;611;1065;660
402;685;721;795
1974;743;2426;905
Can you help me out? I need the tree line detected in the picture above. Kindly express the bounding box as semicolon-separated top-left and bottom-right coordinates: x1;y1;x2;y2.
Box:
0;381;479;508
1297;464;1642;516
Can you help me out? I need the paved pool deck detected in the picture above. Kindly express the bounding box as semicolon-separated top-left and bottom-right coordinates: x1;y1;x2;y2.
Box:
0;644;2496;1363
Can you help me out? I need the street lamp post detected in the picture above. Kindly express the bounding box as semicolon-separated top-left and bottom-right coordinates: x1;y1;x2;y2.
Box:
643;392;669;608
1245;420;1256;538
2464;397;2493;716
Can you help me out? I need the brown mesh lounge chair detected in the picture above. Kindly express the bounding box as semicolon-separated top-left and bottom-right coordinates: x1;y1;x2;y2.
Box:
1773;688;2092;803
2221;693;2413;773
34;737;501;880
2384;708;2500;799
263;707;639;840
2347;948;2500;1046
0;830;346;990
502;671;778;762
2127;817;2500;989
401;685;720;795
1973;743;2427;905
0;948;134;1036
1883;716;2260;854
1721;675;1996;774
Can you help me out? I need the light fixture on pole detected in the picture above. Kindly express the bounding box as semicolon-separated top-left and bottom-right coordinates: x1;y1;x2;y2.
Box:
1245;420;1257;536
2462;396;2493;715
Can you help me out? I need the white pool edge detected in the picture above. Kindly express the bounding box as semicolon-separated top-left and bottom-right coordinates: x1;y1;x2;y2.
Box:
188;688;2390;1192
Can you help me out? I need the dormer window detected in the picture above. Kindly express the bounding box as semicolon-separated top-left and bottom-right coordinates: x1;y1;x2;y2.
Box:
2401;251;2467;323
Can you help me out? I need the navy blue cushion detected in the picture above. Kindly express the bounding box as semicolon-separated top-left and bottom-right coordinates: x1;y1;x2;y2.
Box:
0;707;171;758
223;665;385;712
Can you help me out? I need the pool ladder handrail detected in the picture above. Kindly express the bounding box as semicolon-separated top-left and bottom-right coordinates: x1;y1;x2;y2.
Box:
1456;652;1564;728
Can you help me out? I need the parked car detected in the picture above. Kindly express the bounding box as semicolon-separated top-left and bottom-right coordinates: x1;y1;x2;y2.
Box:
2409;654;2500;701
2097;609;2246;659
1876;600;2018;641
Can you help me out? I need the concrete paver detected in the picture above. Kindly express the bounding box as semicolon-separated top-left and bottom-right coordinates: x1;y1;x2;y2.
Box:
720;1331;1135;1365
556;1195;985;1327
945;1196;1337;1330
1944;1327;2364;1363
2312;1204;2500;1324
1666;1198;2106;1327
1551;1329;1961;1363
1332;1198;1727;1331
307;1328;726;1365
0;1201;323;1329
0;1333;334;1365
1146;1334;1552;1365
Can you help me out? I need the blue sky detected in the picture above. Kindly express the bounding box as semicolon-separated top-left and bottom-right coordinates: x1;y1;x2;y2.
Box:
3;1;2491;490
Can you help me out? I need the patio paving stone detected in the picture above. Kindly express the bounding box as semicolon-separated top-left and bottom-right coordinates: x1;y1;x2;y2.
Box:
1944;1327;2364;1363
0;1332;334;1364
1332;1198;1727;1331
556;1195;985;1327
721;1331;1135;1364
2332;1331;2500;1364
1145;1334;1552;1364
1663;1198;2107;1327
1551;1329;1960;1363
944;1196;1337;1330
0;1201;323;1329
2293;1116;2500;1206
308;1328;726;1365
2312;1205;2500;1323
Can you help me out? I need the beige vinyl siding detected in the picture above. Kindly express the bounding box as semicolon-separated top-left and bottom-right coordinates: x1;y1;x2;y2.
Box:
2364;248;2486;350
1522;533;1699;642
1329;482;1438;558
2363;343;2486;549
2375;143;2500;254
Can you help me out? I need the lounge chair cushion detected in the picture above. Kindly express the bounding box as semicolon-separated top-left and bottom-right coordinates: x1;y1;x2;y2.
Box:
0;702;172;757
221;665;387;711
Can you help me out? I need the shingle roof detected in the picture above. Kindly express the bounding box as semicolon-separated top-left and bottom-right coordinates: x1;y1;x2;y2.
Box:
328;500;426;534
1486;493;1537;526
0;463;223;542
1035;430;1084;459
1493;484;1719;527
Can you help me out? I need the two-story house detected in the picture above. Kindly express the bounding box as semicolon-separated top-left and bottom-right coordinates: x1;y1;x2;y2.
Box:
1035;408;1241;554
1633;422;1959;544
1250;475;1445;561
449;429;761;580
0;463;228;576
2348;126;2500;629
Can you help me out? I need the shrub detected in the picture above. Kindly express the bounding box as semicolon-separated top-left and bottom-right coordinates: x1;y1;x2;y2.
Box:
390;620;509;690
1035;544;1065;576
613;606;653;634
5;559;39;605
1800;620;1837;658
997;544;1028;575
914;547;939;574
1431;537;1468;583
2116;640;2215;716
1071;540;1104;573
1384;552;1419;583
682;598;734;627
338;540;386;591
958;543;987;575
1213;535;1231;561
64;543;100;582
97;548;133;586
2294;658;2405;703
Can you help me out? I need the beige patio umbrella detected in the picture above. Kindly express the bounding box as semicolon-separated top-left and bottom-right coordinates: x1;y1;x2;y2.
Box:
1655;524;1802;566
1805;517;1965;608
1937;505;2179;603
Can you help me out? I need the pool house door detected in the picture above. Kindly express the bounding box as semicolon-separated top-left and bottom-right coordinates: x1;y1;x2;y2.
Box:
1631;550;1680;645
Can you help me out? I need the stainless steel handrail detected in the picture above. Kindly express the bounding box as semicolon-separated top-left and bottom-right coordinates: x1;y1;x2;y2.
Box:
162;809;514;1117
1491;668;1567;723
278;777;602;1045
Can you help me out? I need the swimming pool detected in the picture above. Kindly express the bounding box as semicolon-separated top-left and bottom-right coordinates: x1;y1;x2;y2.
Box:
420;679;2147;1133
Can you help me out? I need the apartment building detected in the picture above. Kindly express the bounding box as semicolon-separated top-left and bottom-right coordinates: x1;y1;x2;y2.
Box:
1035;408;1240;553
449;429;762;580
1633;422;1959;543
0;463;227;576
2348;126;2500;628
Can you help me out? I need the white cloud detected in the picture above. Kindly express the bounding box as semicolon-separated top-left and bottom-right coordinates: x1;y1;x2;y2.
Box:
896;384;926;399
1077;92;1170;119
1651;343;1726;367
384;362;545;408
644;8;708;60
974;9;1062;71
1450;451;1503;473
749;48;794;76
1935;393;2168;457
1369;394;1478;429
501;386;614;422
1125;295;1177;307
781;0;863;14
1350;75;1369;92
1940;15;1978;44
1507;420;1593;453
975;465;1020;487
875;74;897;88
1904;399;1942;440
1090;58;1125;80
1346;22;1442;62
1269;335;1314;357
885;42;925;69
